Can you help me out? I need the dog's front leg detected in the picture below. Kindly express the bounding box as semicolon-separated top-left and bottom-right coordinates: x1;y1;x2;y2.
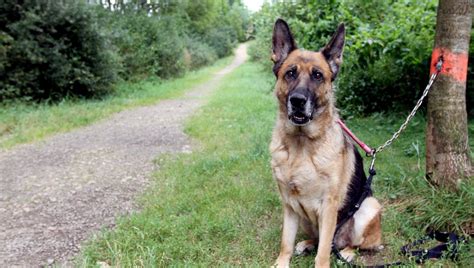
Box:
274;204;299;268
315;197;338;268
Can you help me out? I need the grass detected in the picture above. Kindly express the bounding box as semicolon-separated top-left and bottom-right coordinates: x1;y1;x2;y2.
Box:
78;61;473;267
0;56;232;149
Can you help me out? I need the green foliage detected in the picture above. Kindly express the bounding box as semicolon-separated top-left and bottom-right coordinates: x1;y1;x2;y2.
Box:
100;0;248;76
180;1;245;58
227;3;251;42
97;9;187;79
205;25;238;58
249;0;467;115
337;0;438;115
182;0;220;35
0;0;118;102
1;0;250;103
184;36;218;70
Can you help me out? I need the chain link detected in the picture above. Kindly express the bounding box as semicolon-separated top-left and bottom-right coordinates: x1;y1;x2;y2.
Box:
371;58;443;156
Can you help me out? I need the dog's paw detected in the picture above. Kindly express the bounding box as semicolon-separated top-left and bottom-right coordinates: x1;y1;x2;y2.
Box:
314;256;330;268
339;247;356;262
294;240;315;256
272;259;290;268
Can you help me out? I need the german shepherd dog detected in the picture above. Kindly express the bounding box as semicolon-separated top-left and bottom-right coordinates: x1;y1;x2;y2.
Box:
269;19;383;267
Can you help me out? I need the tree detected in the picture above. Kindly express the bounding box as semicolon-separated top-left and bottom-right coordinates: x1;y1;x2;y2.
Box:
426;0;472;190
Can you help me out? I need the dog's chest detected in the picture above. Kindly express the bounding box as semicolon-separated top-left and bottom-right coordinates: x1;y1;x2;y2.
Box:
271;147;331;208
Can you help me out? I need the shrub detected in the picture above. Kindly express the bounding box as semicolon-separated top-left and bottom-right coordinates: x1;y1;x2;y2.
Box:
185;36;217;70
146;16;186;79
336;0;437;115
227;3;251;42
248;0;474;115
0;1;250;103
205;25;238;58
0;0;118;102
96;9;186;80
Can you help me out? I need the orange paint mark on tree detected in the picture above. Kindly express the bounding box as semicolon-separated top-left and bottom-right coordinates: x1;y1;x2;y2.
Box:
430;47;468;82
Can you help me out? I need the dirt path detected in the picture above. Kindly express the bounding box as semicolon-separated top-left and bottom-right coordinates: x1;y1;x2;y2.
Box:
0;44;247;267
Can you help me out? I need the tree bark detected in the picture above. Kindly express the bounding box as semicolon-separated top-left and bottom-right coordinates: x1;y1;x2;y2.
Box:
426;0;472;190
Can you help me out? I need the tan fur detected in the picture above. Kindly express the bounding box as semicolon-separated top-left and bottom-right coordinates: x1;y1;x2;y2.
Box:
270;49;382;267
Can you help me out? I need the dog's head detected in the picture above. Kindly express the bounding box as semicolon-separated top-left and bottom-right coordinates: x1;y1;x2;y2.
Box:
272;19;345;126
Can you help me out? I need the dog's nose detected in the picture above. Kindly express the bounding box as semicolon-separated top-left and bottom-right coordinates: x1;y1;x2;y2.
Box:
289;93;307;108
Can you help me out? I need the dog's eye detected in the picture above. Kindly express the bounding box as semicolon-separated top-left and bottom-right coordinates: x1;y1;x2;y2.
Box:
285;69;297;80
312;70;323;81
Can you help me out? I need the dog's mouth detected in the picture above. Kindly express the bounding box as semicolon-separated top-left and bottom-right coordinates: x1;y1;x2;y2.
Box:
288;111;313;126
286;89;316;127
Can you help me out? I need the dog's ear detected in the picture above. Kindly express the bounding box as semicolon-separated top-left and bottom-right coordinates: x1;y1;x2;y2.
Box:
272;18;297;76
321;23;345;80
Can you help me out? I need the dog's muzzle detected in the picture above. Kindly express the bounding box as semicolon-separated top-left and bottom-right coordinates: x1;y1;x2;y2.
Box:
287;88;315;126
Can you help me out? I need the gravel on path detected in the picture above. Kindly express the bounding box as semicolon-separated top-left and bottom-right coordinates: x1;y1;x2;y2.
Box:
0;44;247;267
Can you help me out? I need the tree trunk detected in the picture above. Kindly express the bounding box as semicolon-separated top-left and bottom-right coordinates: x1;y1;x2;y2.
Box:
426;0;472;190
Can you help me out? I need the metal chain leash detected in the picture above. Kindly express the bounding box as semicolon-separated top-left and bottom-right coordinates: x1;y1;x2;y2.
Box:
368;58;443;169
335;58;461;268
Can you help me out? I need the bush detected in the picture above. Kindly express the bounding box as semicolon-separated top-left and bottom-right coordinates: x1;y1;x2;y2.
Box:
0;1;250;103
89;1;249;78
249;0;474;115
181;1;248;58
0;0;118;102
205;25;238;58
227;3;251;42
185;36;217;70
337;0;437;115
96;8;187;80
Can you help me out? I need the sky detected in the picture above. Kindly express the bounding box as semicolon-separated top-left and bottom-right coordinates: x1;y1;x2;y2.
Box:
242;0;265;12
